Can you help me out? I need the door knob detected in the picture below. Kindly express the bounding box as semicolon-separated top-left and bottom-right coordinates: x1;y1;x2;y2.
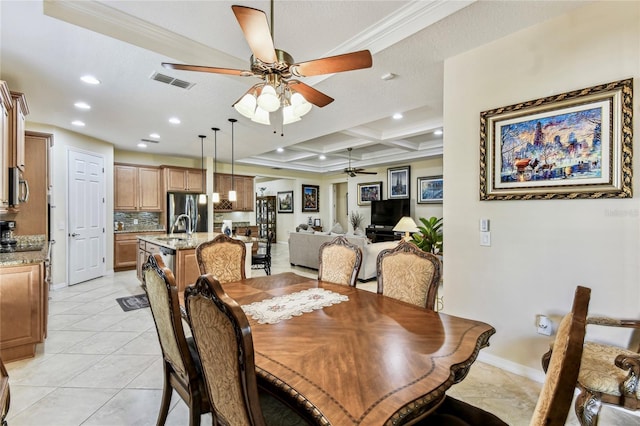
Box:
70;233;80;237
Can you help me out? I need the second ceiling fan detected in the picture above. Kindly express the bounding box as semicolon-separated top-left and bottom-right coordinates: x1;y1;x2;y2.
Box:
343;148;377;177
162;2;373;125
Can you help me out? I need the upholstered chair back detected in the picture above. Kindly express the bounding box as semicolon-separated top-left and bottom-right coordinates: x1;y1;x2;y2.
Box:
196;234;246;283
185;274;266;426
318;236;363;286
143;254;210;425
376;240;441;310
0;356;9;426
530;286;590;426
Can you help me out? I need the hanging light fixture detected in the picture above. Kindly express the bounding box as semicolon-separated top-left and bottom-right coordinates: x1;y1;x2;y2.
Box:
211;127;220;203
228;118;237;202
198;135;207;204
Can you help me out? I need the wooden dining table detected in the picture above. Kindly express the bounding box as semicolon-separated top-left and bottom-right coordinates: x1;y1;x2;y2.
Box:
180;272;495;426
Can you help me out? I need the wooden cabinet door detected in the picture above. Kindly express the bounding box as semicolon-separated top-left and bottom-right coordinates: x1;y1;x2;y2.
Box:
176;249;199;293
114;165;138;210
15;133;49;236
0;263;43;361
0;84;9;212
240;176;254;211
186;169;203;192
8;92;27;171
138;167;162;211
114;235;138;271
166;168;187;191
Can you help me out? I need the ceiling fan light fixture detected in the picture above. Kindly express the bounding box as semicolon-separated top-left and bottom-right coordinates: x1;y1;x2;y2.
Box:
291;92;312;117
282;105;301;124
257;84;280;112
234;93;257;118
252;106;271;125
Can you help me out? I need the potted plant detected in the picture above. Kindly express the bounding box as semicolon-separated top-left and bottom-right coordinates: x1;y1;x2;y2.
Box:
350;211;365;234
411;216;443;254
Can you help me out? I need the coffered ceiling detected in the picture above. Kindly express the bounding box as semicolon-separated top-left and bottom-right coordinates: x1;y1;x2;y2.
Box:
0;1;586;174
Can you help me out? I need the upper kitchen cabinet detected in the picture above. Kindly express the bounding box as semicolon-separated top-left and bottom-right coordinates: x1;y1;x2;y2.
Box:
114;163;162;211
163;166;203;193
8;91;29;171
213;174;254;211
0;82;11;213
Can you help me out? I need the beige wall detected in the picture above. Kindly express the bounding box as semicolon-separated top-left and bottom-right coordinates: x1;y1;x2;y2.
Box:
443;1;640;379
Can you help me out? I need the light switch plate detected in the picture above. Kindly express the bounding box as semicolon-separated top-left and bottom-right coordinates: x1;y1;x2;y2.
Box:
480;218;490;232
480;231;491;246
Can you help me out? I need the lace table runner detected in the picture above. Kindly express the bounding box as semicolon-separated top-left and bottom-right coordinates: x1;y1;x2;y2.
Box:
241;288;349;324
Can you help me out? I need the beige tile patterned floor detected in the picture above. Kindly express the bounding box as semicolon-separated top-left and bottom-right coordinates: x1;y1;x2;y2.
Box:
4;243;639;425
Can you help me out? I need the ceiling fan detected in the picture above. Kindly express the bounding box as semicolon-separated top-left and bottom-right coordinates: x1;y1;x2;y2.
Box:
161;2;372;125
344;148;377;177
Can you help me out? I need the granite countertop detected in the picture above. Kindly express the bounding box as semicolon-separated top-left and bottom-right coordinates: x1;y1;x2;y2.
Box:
138;232;257;251
0;239;51;267
114;228;166;234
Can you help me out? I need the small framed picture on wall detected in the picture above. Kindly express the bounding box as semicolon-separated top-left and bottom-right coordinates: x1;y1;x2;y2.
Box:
388;166;410;199
302;184;319;212
277;191;293;213
417;176;443;203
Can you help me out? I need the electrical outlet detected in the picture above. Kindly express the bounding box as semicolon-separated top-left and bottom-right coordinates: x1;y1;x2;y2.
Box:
537;315;553;336
480;231;491;246
133;219;139;225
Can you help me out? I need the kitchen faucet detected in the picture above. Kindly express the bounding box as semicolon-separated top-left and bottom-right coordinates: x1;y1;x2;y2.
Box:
171;214;192;236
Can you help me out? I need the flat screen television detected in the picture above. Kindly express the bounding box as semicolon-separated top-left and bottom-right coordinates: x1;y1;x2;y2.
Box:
370;199;410;227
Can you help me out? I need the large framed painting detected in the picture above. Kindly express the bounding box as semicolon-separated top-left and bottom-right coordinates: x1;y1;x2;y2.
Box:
418;176;443;204
277;190;293;213
388;166;410;199
357;181;382;206
301;184;319;212
480;79;633;200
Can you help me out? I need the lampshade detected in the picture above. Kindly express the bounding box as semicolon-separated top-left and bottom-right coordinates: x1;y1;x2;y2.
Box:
212;192;220;203
233;93;256;118
257;84;280;112
393;216;419;239
228;190;237;202
198;134;207;204
291;92;312;117
228;118;237;202
282;105;301;125
252;106;270;125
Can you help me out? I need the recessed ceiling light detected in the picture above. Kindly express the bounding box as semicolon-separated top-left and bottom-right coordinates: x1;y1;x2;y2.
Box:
393;113;403;120
319;155;326;160
71;120;85;127
149;133;160;139
74;101;91;110
137;143;148;148
169;117;181;124
276;147;284;153
80;75;100;85
434;129;443;135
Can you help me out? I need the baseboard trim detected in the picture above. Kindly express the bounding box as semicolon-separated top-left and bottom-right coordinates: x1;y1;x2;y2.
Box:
477;351;546;384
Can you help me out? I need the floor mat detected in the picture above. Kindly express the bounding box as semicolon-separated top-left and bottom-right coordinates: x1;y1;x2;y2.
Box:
115;294;149;311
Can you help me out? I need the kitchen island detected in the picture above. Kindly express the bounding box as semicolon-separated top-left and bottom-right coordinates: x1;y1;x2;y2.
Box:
136;232;255;292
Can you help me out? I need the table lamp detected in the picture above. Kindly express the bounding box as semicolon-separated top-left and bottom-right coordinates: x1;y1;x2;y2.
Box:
393;216;419;240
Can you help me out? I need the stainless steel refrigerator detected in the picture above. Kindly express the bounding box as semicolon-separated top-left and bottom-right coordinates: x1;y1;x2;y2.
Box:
166;192;208;233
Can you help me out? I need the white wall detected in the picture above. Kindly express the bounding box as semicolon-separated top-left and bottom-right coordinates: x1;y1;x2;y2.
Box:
444;1;640;378
29;122;114;288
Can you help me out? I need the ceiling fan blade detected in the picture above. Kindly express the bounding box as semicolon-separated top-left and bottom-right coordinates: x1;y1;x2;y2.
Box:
356;171;377;175
232;5;278;64
290;50;372;77
162;62;252;76
288;81;334;107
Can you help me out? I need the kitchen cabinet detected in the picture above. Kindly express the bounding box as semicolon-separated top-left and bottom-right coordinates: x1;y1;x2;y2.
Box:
213;173;254;211
136;239;162;281
8;91;28;171
114;164;162;211
176;249;199;293
0;263;45;362
256;196;276;242
0;82;10;213
115;231;164;271
163;166;203;193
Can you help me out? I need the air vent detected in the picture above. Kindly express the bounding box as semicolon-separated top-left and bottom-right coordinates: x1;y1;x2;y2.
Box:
140;138;159;144
149;72;195;90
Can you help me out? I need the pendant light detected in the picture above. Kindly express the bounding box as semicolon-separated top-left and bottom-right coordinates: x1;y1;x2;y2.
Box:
198;135;207;204
228;118;237;202
211;127;220;203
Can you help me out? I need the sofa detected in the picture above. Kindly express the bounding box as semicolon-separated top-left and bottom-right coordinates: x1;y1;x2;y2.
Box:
288;231;399;281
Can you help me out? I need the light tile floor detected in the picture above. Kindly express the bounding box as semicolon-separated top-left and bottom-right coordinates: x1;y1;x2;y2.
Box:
5;243;638;425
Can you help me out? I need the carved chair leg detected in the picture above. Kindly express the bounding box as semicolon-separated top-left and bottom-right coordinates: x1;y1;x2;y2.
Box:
188;399;201;426
157;365;173;426
575;387;602;426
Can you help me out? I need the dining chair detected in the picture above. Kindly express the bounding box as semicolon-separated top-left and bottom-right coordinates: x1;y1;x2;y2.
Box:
184;274;308;426
0;357;9;426
420;285;591;426
318;236;362;286
251;231;273;276
142;254;211;426
541;313;640;425
376;240;441;309
196;234;246;283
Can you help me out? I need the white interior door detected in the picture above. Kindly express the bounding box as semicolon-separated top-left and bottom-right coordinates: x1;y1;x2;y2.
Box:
68;149;105;285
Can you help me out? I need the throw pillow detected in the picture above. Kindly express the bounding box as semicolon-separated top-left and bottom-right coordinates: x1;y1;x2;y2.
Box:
330;223;345;234
296;223;309;232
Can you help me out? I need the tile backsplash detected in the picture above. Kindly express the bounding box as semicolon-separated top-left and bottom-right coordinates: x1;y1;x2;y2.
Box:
113;212;161;231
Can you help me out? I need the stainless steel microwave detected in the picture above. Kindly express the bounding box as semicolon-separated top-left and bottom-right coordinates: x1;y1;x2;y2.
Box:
8;167;29;206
